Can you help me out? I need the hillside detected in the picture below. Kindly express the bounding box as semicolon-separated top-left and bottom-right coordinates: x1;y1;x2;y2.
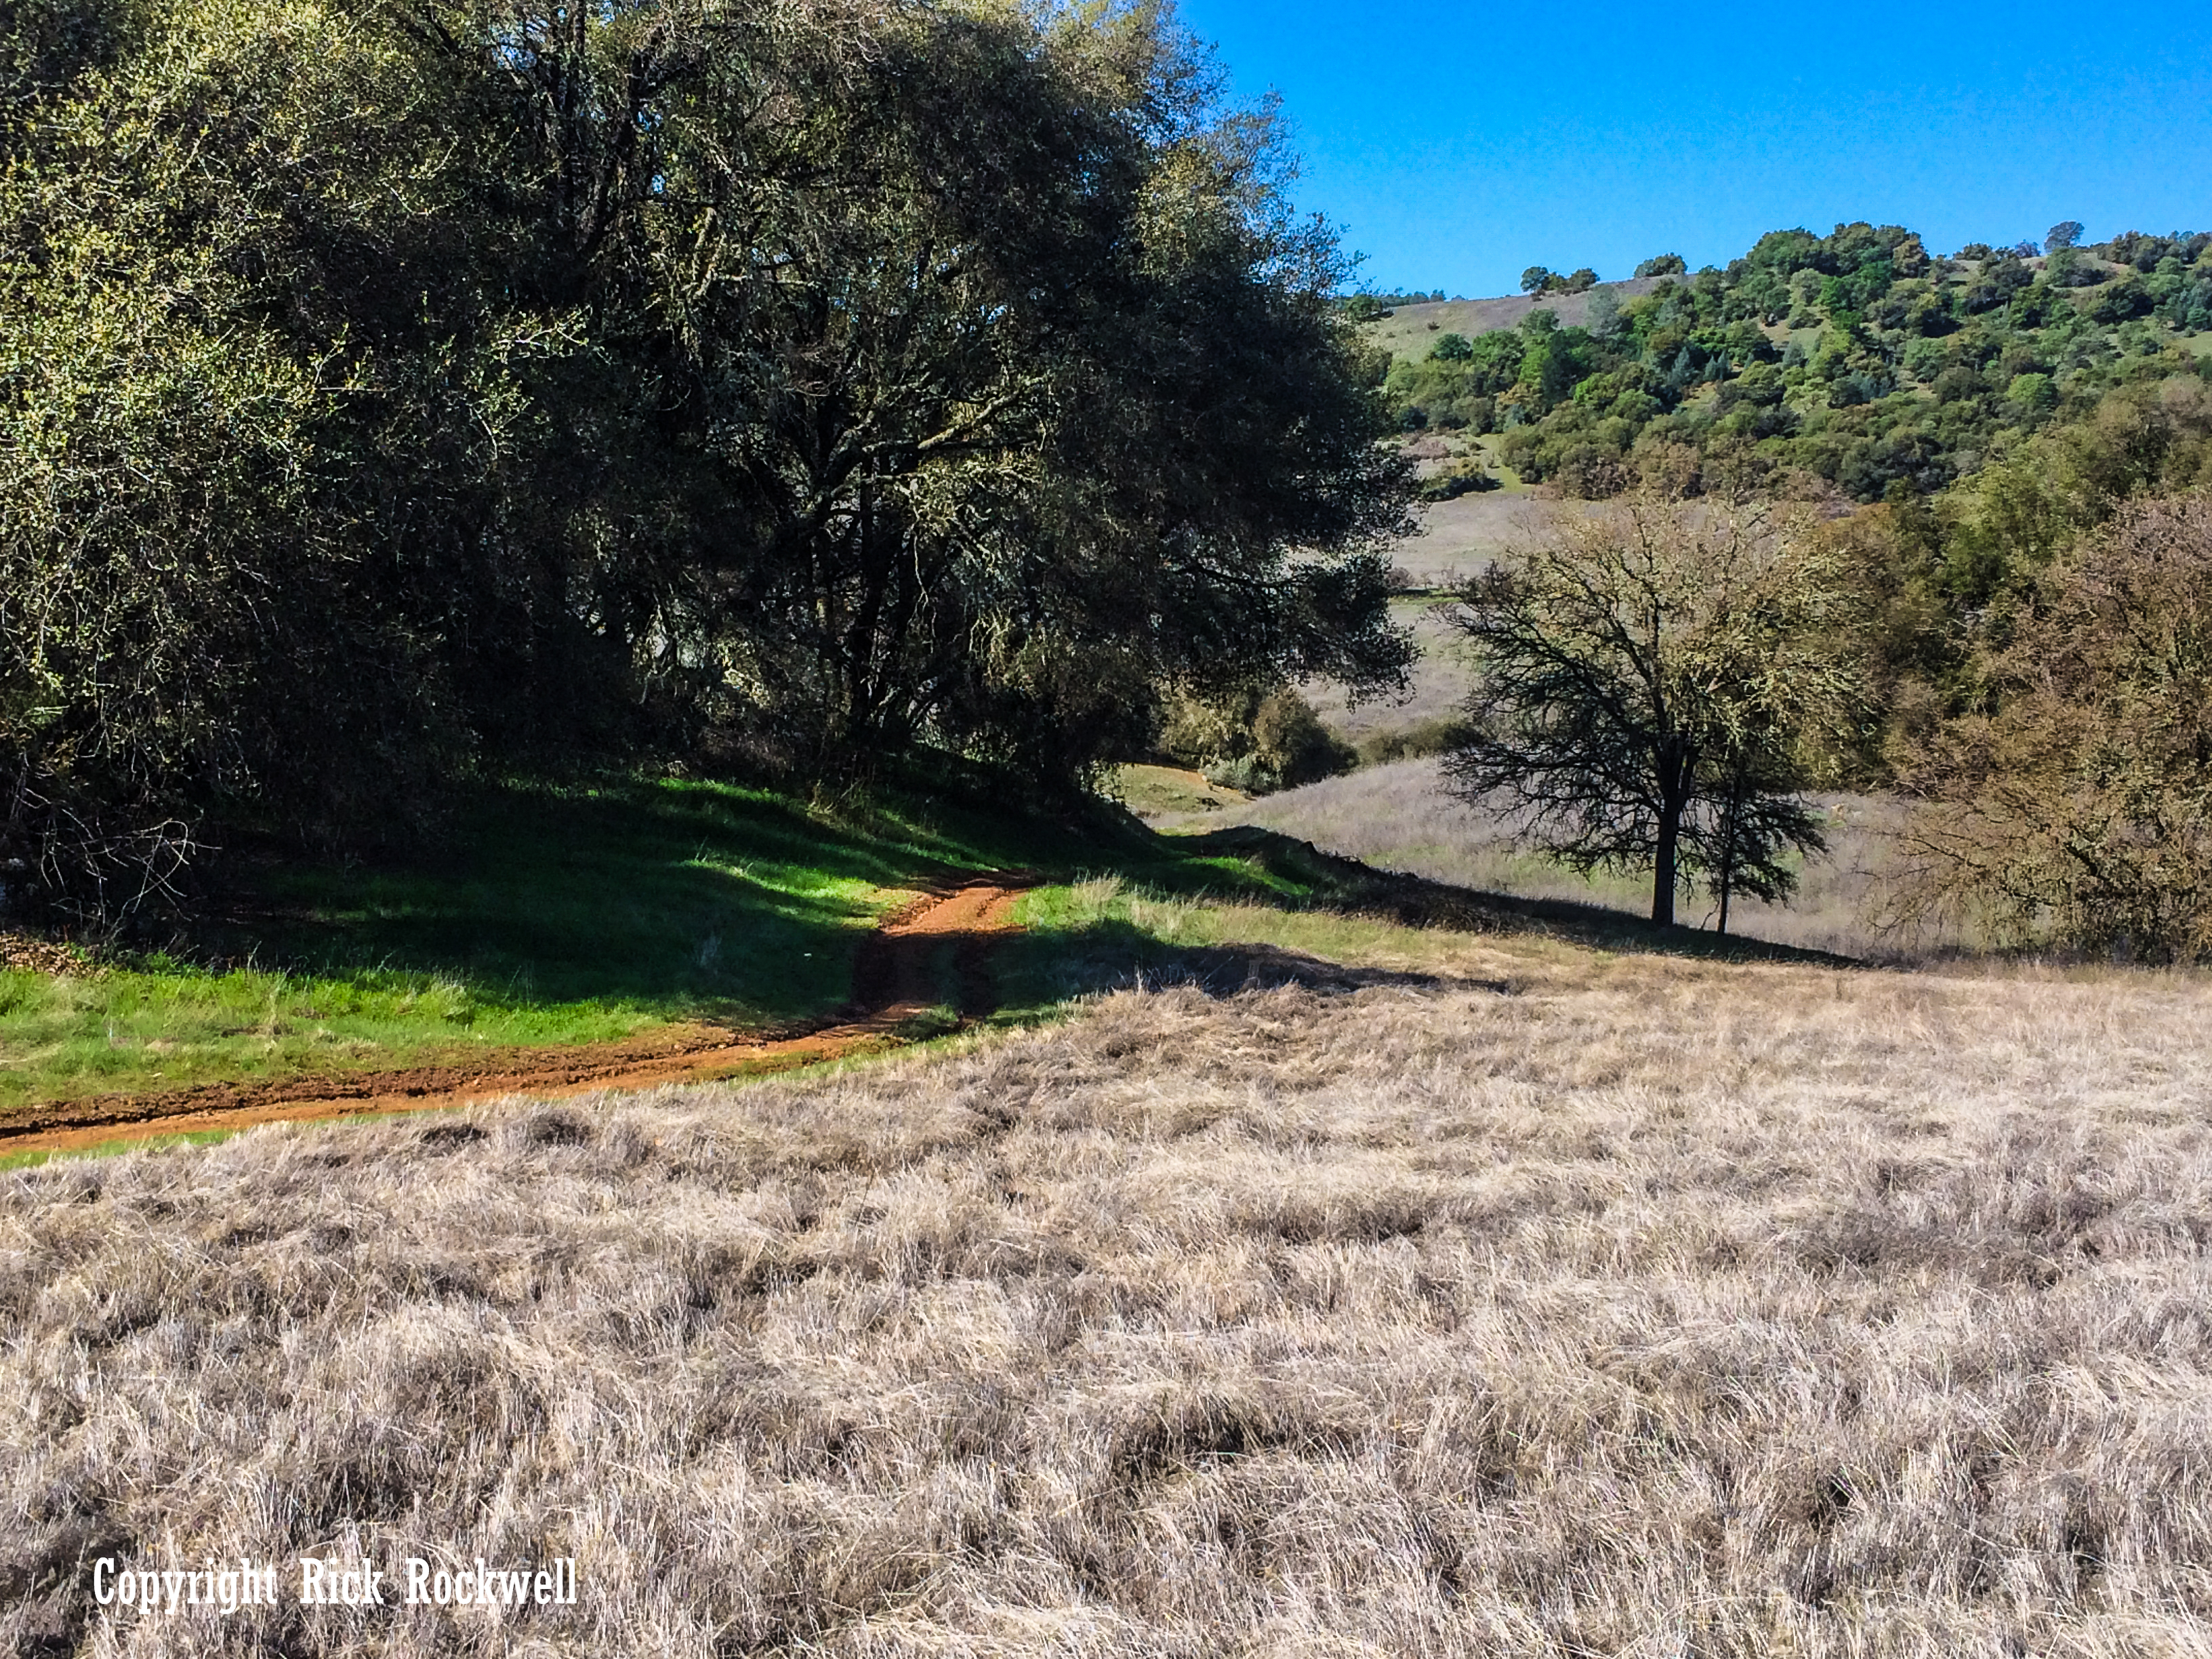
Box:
1362;276;1668;363
1370;224;2212;501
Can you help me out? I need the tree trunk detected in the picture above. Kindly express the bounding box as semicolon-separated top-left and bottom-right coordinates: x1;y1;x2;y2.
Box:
1652;796;1680;927
1715;789;1735;937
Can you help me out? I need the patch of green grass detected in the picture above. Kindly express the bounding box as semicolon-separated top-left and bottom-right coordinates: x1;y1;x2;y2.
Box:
0;771;1348;1115
1109;763;1250;820
0;773;1120;1114
0;1126;237;1172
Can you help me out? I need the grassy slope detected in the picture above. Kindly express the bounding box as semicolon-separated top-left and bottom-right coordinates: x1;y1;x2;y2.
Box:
1208;759;1966;961
9;894;2211;1652
0;777;1105;1113
1364;276;1666;363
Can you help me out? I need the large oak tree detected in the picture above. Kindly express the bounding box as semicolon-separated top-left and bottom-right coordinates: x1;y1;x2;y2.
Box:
0;0;1410;918
1445;499;1865;930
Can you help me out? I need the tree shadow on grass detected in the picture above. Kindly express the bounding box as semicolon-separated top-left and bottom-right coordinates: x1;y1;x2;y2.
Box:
158;768;1847;1044
186;779;1051;1025
989;917;1516;1023
1138;825;1864;970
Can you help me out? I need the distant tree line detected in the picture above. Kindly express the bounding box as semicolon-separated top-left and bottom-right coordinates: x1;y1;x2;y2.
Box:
1519;266;1599;296
1385;220;2212;505
0;0;1412;922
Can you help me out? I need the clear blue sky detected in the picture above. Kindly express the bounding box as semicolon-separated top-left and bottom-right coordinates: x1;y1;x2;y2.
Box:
1176;0;2212;298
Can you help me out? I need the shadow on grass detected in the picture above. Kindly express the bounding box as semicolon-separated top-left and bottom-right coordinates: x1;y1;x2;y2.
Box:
184;775;1134;1027
1171;825;1862;968
990;916;1515;1021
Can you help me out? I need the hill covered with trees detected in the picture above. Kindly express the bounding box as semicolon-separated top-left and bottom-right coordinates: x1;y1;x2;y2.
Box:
1380;222;2212;502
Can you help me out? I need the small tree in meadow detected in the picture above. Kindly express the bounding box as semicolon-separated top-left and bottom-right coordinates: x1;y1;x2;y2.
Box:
1445;499;1866;929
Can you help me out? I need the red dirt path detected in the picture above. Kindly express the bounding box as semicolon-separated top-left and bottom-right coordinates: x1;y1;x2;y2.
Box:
0;878;1031;1158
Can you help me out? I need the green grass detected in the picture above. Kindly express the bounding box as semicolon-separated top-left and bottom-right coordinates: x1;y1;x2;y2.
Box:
1108;763;1250;820
0;773;1126;1114
0;772;1360;1115
2;764;1845;1119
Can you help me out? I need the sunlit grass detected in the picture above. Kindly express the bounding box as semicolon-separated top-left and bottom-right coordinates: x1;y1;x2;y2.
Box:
0;774;1056;1111
0;961;672;1113
0;774;1342;1113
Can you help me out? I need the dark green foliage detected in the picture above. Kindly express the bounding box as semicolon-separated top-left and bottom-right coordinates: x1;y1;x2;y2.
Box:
1376;220;2212;505
1160;687;1355;796
1354;715;1472;768
1418;459;1501;500
1340;287;1444;319
1635;253;1688;278
1519;265;1596;296
0;0;1412;921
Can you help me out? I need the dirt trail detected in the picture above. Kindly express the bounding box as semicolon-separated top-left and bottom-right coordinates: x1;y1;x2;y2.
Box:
0;878;1032;1158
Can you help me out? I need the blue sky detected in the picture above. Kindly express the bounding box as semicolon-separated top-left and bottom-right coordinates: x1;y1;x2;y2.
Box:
1175;1;2212;298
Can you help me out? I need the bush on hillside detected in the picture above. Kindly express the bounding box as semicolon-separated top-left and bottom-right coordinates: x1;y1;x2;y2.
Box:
1356;716;1473;767
1163;688;1355;795
1418;460;1501;500
1899;493;2212;961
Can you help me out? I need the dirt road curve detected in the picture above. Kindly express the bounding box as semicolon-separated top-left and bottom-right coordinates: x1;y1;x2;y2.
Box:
0;878;1032;1158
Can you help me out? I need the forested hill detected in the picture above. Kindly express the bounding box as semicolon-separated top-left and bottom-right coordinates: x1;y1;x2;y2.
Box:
1374;224;2212;501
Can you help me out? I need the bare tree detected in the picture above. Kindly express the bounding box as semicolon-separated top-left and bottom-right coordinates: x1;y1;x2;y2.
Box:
1445;497;1866;929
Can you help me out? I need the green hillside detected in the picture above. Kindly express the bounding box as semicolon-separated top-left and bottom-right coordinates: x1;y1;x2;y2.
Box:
1374;224;2212;501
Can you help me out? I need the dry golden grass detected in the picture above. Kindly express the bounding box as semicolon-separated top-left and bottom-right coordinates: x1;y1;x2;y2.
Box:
6;924;2212;1655
1219;759;1975;960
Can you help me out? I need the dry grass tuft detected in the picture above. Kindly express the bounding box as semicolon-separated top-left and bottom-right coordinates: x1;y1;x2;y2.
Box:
5;941;2212;1654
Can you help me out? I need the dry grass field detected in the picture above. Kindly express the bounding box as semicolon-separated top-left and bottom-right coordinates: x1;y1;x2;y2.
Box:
6;905;2212;1656
1382;495;1618;592
1218;759;1968;961
1295;601;1475;750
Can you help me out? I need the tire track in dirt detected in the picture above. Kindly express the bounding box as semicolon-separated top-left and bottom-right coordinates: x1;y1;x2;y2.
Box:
0;877;1034;1158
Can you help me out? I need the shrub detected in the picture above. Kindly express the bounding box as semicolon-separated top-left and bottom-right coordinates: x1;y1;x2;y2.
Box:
1166;689;1354;794
1355;716;1472;767
1552;446;1635;499
1418;460;1501;501
1899;493;2212;960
